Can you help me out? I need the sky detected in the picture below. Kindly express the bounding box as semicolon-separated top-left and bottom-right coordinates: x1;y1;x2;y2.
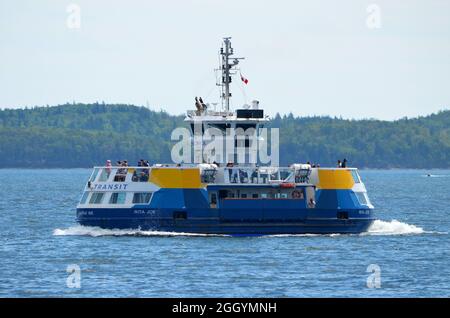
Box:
0;0;449;120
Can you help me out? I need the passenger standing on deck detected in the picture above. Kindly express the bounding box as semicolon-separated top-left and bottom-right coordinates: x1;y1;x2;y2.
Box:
116;160;128;182
226;162;236;183
143;160;150;179
195;97;203;115
342;159;347;168
199;97;207;111
337;160;342;168
106;160;112;177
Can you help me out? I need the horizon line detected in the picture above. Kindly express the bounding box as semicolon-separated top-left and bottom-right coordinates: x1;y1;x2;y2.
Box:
0;102;448;122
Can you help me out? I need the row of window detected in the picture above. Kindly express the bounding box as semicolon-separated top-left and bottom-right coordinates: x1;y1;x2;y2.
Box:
221;192;291;199
211;189;305;204
80;192;153;205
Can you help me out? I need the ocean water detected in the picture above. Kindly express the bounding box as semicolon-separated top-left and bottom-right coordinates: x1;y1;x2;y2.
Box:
0;169;449;297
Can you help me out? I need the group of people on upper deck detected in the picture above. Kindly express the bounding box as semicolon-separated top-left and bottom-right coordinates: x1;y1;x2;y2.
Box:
103;159;151;182
302;159;349;169
337;159;348;168
105;159;150;168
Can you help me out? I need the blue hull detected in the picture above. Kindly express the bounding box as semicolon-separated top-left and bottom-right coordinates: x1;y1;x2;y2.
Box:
76;208;375;235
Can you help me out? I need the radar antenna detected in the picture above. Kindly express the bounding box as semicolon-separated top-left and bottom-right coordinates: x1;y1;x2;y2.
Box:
218;37;244;111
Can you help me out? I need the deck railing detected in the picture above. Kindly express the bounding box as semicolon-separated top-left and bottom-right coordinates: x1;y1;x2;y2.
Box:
186;109;234;117
88;164;313;185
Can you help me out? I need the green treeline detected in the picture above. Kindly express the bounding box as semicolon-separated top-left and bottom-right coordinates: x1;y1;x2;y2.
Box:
0;103;449;168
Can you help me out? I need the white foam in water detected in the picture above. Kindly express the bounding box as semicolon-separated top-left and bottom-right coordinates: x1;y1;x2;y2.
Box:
364;219;425;236
265;233;323;238
53;225;227;237
263;220;427;237
54;220;428;238
422;174;449;178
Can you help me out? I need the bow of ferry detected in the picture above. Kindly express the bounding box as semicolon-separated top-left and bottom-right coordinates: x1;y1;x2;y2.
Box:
76;38;375;235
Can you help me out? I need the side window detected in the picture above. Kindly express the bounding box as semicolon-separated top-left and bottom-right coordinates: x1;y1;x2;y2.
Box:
261;193;268;199
241;193;247;198
210;193;217;208
79;192;89;204
89;168;100;182
132;192;153;204
252;193;259;199
351;170;361;183
355;192;368;205
89;192;104;204
109;192;127;204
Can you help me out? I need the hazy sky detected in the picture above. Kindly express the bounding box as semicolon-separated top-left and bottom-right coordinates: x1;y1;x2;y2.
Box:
1;0;449;119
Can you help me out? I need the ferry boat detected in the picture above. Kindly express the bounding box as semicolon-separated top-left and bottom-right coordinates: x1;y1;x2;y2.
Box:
76;38;375;235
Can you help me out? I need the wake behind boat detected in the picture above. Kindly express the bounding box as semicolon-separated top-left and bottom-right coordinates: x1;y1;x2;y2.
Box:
76;38;375;235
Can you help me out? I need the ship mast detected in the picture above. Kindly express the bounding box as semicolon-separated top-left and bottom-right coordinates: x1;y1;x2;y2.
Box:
219;37;244;111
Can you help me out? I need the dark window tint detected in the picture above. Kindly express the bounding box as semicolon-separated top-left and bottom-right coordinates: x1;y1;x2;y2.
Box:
132;192;152;204
110;192;126;204
89;192;104;204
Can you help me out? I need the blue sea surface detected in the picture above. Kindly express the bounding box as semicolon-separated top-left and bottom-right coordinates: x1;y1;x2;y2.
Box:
0;169;449;297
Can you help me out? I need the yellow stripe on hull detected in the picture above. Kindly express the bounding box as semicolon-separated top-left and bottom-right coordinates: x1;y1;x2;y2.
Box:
317;169;354;189
149;168;204;189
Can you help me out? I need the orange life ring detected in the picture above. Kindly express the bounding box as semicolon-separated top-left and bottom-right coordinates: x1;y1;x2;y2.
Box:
280;182;295;188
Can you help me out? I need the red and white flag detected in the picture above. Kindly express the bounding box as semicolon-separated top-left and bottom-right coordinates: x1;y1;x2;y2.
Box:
240;73;249;85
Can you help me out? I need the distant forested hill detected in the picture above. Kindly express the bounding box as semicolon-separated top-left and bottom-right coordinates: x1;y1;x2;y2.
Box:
0;103;449;168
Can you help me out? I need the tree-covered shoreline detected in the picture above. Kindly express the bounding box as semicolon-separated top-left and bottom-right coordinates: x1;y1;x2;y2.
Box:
1;103;449;168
